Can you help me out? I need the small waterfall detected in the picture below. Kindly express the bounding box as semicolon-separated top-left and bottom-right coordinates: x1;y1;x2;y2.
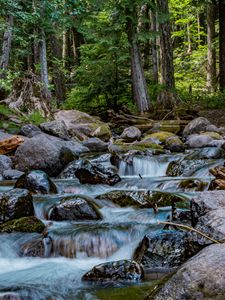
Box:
119;156;171;177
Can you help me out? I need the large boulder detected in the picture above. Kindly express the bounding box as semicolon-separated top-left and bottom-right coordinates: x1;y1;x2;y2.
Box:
0;216;45;233
120;126;142;142
183;117;211;136
14;170;57;194
14;134;88;176
82;137;108;152
57;160;80;179
49;196;102;221
0;189;33;223
152;244;225;300
39;120;70;140
133;231;201;270
0;155;12;174
54;110;111;142
82;260;144;282
166;158;207;177
75;160;121;185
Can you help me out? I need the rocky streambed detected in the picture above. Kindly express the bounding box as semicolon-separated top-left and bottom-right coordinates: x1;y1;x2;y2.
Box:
0;111;225;299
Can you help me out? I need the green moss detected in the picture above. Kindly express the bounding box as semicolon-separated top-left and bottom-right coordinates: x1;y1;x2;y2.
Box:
113;140;163;152
144;131;175;143
201;131;223;140
0;216;45;233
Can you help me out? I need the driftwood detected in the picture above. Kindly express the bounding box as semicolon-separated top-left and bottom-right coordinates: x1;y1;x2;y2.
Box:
107;110;153;126
0;71;51;117
0;135;24;154
158;221;220;244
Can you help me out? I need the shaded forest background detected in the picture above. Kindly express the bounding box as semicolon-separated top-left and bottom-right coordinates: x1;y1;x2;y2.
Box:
0;0;225;120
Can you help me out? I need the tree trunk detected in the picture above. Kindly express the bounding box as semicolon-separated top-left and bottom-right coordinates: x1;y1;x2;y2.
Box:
219;0;225;91
127;21;151;113
150;8;159;84
71;27;85;65
157;0;175;90
207;4;217;92
0;16;14;75
40;29;51;99
50;34;66;106
62;30;68;68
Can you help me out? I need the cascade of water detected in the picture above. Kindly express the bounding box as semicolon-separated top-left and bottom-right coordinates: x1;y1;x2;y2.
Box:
119;156;172;177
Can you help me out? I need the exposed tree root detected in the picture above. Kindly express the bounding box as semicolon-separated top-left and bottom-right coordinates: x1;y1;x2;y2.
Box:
0;72;52;118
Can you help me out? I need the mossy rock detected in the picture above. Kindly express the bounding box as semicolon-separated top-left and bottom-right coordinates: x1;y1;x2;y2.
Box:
92;123;111;141
0;216;45;233
201;131;223;140
178;179;208;191
113;140;163;152
151;120;181;135
96;190;185;208
143;131;175;143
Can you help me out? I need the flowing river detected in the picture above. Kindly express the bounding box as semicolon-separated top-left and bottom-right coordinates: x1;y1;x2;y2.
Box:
0;151;220;299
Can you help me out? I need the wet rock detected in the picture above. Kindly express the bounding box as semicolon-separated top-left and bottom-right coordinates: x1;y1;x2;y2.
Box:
49;196;102;221
20;236;52;257
18;124;42;138
82;260;144;282
14;170;57;194
0;188;33;223
82;137;108;152
57;160;80;179
166;158;206;177
186;134;214;148
0;293;22;300
120;126;141;142
178;179;208;191
0;216;45;233
14;134;88;176
96;190;183;209
133;230;201;269
3;169;24;180
183;117;211;136
152;244;225;300
75;160;121;185
0;155;12;174
40;120;70;140
187;147;225;159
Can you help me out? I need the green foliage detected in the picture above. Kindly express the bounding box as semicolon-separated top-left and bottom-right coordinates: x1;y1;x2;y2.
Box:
23;111;47;126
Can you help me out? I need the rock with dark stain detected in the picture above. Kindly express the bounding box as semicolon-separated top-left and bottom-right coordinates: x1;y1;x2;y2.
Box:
82;260;144;282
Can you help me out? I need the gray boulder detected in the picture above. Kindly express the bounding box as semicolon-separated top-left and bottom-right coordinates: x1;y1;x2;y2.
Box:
14;134;88;176
152;244;225;300
120;126;141;142
0;189;33;223
82;137;108;152
82;260;143;282
40;120;70;140
183;117;211;136
186;134;214;148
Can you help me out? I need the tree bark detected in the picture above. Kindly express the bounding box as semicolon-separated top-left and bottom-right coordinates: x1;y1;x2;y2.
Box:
207;4;217;92
126;16;151;113
71;27;85;65
0;16;14;74
40;29;51;98
219;0;225;91
150;8;159;84
157;0;175;90
50;34;66;106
